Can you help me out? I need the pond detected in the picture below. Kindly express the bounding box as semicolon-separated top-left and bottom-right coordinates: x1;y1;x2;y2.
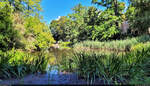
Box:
0;48;90;85
0;48;124;85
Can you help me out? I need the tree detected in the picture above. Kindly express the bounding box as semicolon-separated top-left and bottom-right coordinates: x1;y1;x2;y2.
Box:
24;0;42;16
91;0;126;39
84;6;101;26
69;4;90;41
92;0;126;27
126;0;150;34
1;0;42;16
50;4;88;42
49;3;126;42
50;16;77;42
0;3;20;51
24;16;55;50
0;0;55;51
91;9;121;40
92;0;124;16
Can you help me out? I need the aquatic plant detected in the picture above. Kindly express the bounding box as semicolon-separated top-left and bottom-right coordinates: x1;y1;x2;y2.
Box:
0;49;50;79
68;44;150;84
74;35;150;51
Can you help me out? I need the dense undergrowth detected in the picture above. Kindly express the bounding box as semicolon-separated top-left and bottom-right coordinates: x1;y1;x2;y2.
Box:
74;35;150;51
0;49;50;79
0;0;150;85
0;1;55;80
58;42;150;84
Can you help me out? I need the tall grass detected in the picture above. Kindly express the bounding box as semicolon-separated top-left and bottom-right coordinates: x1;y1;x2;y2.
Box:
74;35;150;51
60;43;150;84
0;49;50;79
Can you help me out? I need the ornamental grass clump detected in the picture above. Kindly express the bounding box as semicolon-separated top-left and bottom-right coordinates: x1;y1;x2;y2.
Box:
70;45;150;84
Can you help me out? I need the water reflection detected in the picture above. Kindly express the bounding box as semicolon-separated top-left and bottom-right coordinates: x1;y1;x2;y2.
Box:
48;48;73;65
46;64;58;75
0;48;113;85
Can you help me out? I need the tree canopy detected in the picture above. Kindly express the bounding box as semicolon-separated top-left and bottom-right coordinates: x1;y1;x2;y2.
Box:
0;0;55;51
126;0;150;33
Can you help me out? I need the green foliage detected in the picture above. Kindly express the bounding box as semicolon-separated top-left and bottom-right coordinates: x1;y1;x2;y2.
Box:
0;49;50;79
126;0;150;33
131;42;150;51
0;3;20;51
90;1;126;40
24;16;55;50
74;35;150;51
69;4;89;42
50;16;77;42
49;0;150;42
91;8;121;40
1;0;42;15
125;6;136;23
58;41;71;49
50;3;126;42
63;44;150;84
0;0;55;81
92;0;125;17
57;56;72;72
0;0;54;51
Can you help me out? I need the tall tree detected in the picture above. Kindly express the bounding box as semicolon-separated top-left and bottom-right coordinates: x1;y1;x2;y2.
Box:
24;16;55;50
50;16;75;42
84;6;101;26
0;3;20;51
1;0;42;16
69;4;90;41
92;0;120;16
24;0;42;16
126;0;150;33
92;0;126;27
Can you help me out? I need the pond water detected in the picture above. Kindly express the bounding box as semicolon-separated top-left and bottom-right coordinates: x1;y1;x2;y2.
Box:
48;48;74;64
0;48;122;85
0;48;91;85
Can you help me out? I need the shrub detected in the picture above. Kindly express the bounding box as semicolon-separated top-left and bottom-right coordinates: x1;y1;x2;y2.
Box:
0;49;50;79
131;42;150;51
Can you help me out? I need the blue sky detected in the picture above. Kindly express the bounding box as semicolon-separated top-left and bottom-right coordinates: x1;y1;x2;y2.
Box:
40;0;129;24
40;0;94;24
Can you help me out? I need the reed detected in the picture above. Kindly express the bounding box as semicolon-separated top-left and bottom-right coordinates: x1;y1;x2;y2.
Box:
0;49;50;79
60;44;150;84
74;35;150;51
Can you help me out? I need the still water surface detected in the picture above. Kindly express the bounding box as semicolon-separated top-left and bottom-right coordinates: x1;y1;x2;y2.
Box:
0;48;89;85
0;48;122;85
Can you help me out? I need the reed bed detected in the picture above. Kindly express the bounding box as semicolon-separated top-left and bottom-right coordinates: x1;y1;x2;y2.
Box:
74;35;150;51
59;43;150;84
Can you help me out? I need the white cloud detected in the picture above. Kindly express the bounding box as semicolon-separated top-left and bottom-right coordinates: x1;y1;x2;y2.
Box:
56;16;61;20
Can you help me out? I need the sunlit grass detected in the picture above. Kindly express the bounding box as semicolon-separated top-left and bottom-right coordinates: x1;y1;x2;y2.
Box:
74;35;150;51
59;43;150;84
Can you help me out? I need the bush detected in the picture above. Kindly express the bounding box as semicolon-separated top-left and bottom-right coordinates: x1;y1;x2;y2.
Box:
0;49;50;79
131;42;150;51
